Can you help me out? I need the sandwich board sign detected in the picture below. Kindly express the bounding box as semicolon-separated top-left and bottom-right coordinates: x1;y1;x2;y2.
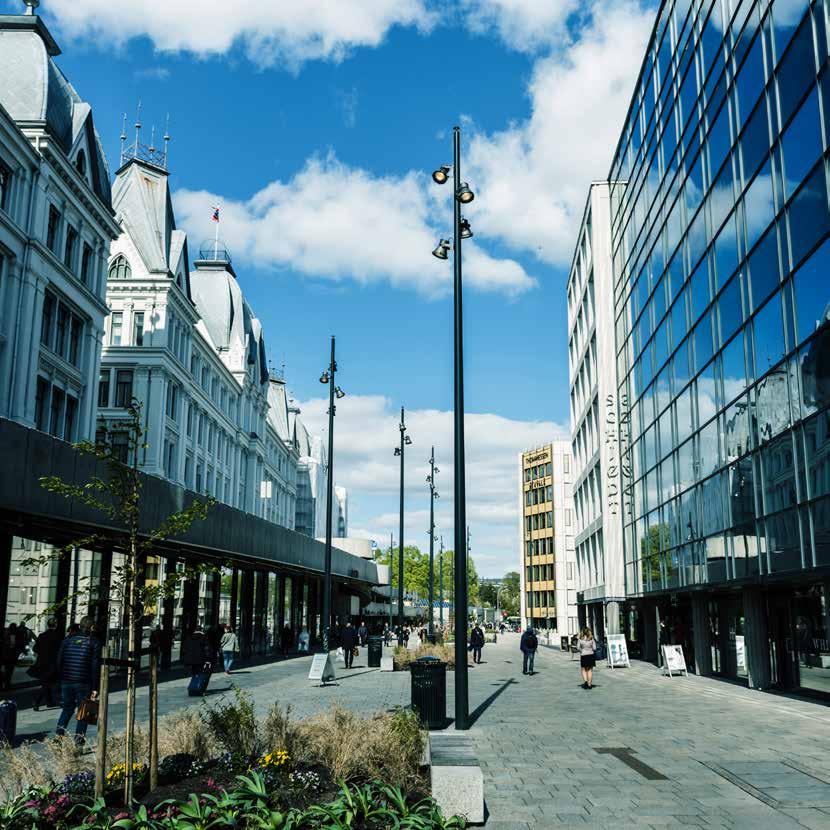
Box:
309;653;337;685
661;644;687;677
606;634;630;669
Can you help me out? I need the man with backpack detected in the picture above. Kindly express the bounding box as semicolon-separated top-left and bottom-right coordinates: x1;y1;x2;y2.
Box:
520;626;538;675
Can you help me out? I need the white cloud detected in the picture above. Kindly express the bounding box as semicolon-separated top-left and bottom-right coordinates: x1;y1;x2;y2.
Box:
44;0;435;70
465;0;654;265
134;66;170;81
461;0;580;52
295;393;567;576
174;154;536;297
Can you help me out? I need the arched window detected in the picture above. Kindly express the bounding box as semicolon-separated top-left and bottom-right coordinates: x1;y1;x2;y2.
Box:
75;151;86;176
108;255;132;280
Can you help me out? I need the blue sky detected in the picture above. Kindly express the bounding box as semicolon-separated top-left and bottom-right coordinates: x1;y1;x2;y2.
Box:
7;0;657;575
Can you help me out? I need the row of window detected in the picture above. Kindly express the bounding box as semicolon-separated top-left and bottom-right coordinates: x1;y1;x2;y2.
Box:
525;591;555;610
98;368;133;409
46;205;95;286
524;511;553;533
526;563;555;583
524;485;552;506
523;460;552;481
109;310;144;347
34;377;79;442
41;292;85;369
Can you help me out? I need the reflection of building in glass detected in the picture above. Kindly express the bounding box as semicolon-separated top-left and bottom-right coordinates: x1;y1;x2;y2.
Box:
567;182;625;638
518;442;577;635
600;0;830;695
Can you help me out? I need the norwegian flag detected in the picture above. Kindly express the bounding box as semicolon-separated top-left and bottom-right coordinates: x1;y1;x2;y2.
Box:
211;206;220;222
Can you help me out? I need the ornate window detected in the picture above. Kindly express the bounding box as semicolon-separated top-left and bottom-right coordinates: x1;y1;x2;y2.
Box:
108;255;132;280
75;150;87;177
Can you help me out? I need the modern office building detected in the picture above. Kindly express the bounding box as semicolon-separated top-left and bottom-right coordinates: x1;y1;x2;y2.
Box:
608;0;830;694
518;441;578;635
0;7;119;443
568;182;626;638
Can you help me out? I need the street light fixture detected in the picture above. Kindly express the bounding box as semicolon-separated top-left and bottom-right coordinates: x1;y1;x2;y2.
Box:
432;240;451;260
426;448;439;638
319;336;345;654
459;218;473;239
432;165;450;184
431;126;475;730
395;407;412;645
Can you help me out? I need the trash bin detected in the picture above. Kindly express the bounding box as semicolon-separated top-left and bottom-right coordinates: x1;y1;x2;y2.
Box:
560;636;570;652
368;635;383;668
410;656;446;728
426;633;437;645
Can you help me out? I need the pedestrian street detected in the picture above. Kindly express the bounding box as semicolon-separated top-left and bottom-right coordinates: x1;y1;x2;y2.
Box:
11;633;830;829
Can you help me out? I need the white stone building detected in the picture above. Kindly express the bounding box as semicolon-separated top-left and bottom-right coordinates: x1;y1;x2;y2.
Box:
99;144;298;526
567;182;624;637
0;8;119;443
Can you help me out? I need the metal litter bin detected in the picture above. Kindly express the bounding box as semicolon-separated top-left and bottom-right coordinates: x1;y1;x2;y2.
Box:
368;635;383;667
410;656;446;728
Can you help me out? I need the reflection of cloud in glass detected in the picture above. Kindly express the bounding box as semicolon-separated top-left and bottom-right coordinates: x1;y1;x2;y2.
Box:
743;174;775;242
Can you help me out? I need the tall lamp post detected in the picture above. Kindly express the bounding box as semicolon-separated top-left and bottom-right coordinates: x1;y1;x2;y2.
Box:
394;407;412;645
319;336;345;652
431;126;475;730
426;448;440;637
388;532;394;633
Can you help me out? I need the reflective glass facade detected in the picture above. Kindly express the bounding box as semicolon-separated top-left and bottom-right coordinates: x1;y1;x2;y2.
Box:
610;0;830;596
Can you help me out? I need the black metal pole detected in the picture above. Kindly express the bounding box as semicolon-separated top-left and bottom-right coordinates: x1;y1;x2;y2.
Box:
397;407;406;646
322;336;336;652
428;446;435;638
439;535;444;629
453;126;469;730
389;532;394;633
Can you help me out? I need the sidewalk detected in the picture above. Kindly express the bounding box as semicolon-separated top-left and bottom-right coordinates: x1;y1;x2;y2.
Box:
11;635;830;828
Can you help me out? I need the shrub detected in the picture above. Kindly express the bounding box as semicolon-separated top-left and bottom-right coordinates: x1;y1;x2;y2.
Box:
262;702;298;757
393;644;456;670
55;770;95;797
201;687;263;761
0;742;52;800
157;709;220;760
294;705;425;790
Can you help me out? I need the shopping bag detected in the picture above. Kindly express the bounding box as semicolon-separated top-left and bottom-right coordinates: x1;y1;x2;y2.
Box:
76;696;99;725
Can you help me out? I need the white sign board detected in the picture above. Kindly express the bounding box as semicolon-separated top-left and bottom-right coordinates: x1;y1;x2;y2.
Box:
607;634;630;668
735;635;746;669
661;644;687;677
308;653;337;684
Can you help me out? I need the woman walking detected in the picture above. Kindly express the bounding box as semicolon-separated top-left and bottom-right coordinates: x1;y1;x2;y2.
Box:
220;625;239;674
578;626;597;689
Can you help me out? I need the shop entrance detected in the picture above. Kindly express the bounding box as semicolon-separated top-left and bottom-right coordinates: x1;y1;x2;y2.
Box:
708;595;747;682
769;585;830;696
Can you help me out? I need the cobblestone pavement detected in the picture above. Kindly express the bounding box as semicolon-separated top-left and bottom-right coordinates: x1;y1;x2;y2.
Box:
13;634;830;828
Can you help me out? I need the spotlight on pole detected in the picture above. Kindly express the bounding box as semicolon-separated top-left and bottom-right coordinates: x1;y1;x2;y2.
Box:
432;165;451;184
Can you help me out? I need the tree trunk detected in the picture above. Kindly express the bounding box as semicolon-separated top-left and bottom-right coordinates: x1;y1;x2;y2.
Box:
123;551;137;805
94;645;109;798
148;650;158;791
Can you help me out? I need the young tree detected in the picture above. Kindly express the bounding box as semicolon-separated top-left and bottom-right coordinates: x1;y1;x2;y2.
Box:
31;402;214;803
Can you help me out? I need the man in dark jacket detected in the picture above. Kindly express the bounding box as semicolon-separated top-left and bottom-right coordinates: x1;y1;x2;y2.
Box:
469;623;485;664
181;626;211;677
33;618;62;710
357;621;369;647
55;617;101;743
341;621;358;669
520;626;538;675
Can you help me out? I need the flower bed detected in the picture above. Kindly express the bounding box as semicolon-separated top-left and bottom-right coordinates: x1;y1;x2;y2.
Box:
0;692;466;828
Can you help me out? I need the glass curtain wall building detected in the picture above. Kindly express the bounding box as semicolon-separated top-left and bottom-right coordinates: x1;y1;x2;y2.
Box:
610;0;830;695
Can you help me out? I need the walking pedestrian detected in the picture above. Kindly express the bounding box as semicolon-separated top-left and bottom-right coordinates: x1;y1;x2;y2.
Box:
469;623;485;664
520;625;538;675
357;620;369;647
220;625;239;674
578;626;597;689
1;623;19;690
182;625;211;678
55;617;101;744
341;621;358;669
383;624;391;646
298;627;310;652
32;618;62;710
280;624;294;658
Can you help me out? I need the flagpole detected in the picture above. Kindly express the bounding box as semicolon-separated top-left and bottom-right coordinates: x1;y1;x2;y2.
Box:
213;206;220;259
